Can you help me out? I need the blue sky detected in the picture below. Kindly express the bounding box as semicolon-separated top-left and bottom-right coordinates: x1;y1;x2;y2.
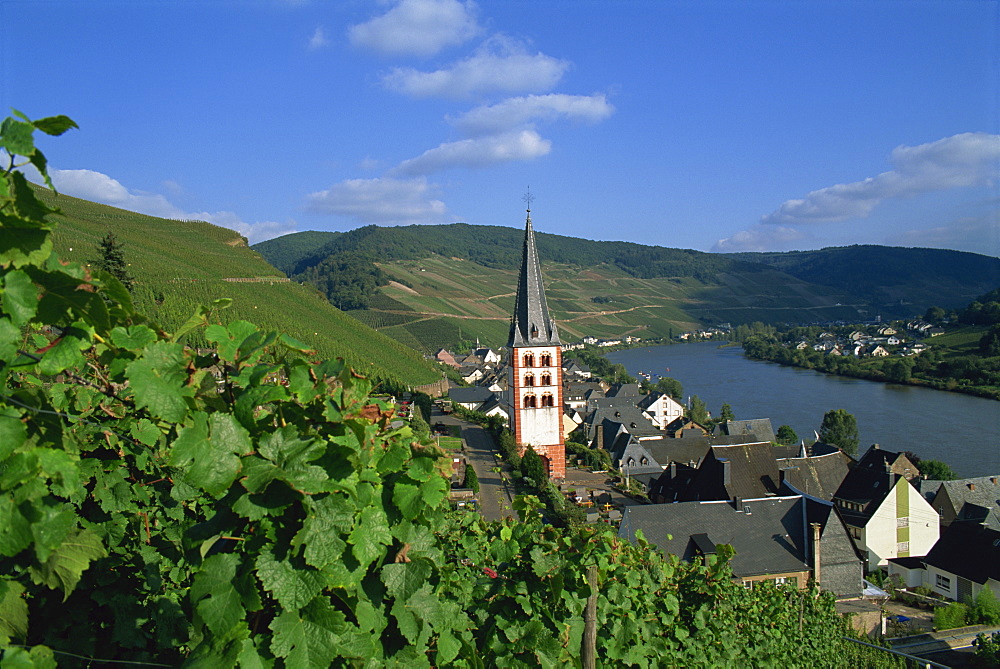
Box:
3;0;998;256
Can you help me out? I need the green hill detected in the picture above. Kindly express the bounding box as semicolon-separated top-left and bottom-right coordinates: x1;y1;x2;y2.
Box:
36;188;442;388
256;225;1000;354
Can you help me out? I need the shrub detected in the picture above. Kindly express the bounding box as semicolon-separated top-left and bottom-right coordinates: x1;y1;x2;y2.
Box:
934;602;969;630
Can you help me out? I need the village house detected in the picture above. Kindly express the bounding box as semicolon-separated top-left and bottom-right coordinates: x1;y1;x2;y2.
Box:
916;475;1000;530
889;522;1000;603
832;446;938;568
619;495;864;598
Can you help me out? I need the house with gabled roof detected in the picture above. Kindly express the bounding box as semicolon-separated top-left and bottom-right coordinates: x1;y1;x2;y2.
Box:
619;495;863;597
832;446;938;568
713;418;776;444
777;443;853;502
636;392;685;429
913;522;1000;602
435;348;460;369
448;386;497;412
917;475;1000;530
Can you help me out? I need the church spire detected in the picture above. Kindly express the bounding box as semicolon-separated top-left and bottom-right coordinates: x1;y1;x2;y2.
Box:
508;201;560;347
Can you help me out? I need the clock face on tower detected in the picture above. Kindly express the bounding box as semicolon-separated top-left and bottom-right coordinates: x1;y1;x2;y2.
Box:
507;207;564;479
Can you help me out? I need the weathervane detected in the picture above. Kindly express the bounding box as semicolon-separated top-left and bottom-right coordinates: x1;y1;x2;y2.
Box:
523;187;534;213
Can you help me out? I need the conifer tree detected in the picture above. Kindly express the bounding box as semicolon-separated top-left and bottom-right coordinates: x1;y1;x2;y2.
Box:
95;231;134;291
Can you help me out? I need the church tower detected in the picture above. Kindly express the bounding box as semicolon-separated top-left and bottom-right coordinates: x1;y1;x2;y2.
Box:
506;203;565;479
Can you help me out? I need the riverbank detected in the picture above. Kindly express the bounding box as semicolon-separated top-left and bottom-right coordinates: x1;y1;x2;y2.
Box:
607;343;999;477
741;339;1000;401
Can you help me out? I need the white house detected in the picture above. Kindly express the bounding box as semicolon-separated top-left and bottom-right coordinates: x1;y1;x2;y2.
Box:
637;392;686;429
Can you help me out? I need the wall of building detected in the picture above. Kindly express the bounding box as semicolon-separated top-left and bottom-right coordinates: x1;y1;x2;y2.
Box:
866;479;939;567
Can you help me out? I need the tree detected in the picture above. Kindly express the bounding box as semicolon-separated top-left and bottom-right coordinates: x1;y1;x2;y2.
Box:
924;306;947;324
776;425;798;445
969;586;1000;625
464;463;480;493
520;446;547;486
95;231;134;291
818;409;859;456
979;325;1000;357
688;395;709;425
883;357;914;383
916;459;957;481
654;376;683;399
934;602;968;631
719;402;735;423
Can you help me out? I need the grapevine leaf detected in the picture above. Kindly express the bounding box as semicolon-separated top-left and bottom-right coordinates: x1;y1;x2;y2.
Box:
292;495;352;570
2;269;37;327
0;317;20;361
37;323;92;375
381;559;431;602
0;225;52;268
0;409;27;460
419;474;447;509
0;580;27;644
392;480;422;520
0;118;35;156
191;554;246;636
269;598;346;669
348;505;391;567
125;340;188;422
31;115;78;137
255;552;325;612
28;528;106;599
169;412;248;497
0;496;31;557
110;324;157;350
129;418;160;446
255;427;327;493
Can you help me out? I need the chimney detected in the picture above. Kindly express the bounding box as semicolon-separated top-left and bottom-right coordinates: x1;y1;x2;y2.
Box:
596;423;604;451
670;461;677;478
720;458;731;486
811;522;822;589
733;495;742;511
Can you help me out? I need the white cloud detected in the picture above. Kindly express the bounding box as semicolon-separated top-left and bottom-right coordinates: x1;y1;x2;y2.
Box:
382;34;569;99
712;224;803;253
449;93;614;136
392;129;550;175
38;168;293;244
893;215;1000;257
349;0;479;57
308;26;329;50
762;132;1000;225
306;176;449;224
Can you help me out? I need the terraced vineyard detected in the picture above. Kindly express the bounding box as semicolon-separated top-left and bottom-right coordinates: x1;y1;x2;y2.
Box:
36;187;442;387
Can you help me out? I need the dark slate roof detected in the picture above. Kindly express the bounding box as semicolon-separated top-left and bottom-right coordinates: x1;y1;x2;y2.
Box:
587;405;659;441
508;211;560;347
922;521;1000;585
714;418;776;443
641;437;711;469
448;387;496;405
677;442;782;502
607;383;642;398
927;476;1000;515
854;445;919;480
832;467;898;524
777;450;853;501
618;496;812;578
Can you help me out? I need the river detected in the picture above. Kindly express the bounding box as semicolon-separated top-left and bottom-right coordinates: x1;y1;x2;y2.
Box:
606;342;999;478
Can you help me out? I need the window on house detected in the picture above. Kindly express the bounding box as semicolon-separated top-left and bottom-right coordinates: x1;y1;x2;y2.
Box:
935;574;951;590
897;541;909;553
541;394;554;408
742;581;753;590
523;395;537;409
523;354;534;367
541;373;552;386
540;353;552;367
524;373;534;387
896;517;909;528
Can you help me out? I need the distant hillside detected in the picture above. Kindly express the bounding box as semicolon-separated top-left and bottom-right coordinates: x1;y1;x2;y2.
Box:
256;225;999;354
36;188;441;388
726;245;1000;313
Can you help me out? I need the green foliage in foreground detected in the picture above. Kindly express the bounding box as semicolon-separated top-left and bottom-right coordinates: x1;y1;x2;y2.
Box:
1;112;902;667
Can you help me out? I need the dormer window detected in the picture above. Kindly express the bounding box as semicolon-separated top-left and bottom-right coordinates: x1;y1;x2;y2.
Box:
531;324;539;338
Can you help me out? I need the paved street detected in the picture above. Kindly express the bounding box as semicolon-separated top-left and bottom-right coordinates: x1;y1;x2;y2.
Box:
431;407;514;522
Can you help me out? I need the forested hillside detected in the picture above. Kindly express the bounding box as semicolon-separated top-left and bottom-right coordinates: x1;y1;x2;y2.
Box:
34;188;441;388
255;225;999;353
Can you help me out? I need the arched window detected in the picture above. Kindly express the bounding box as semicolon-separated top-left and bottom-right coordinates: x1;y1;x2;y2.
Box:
523;394;537;409
540;353;552;367
523;353;535;368
541;393;554;408
540;373;552;386
523;373;535;387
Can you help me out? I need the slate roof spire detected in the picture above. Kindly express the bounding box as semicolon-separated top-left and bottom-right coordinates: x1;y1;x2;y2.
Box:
508;204;560;347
